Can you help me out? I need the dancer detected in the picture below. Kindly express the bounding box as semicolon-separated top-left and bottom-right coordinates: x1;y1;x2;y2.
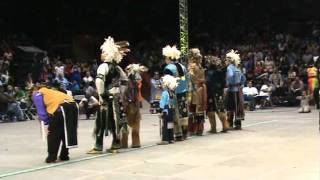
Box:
307;63;318;96
32;85;78;163
188;48;207;136
226;50;245;130
162;45;189;140
87;37;129;154
205;55;229;133
157;75;179;145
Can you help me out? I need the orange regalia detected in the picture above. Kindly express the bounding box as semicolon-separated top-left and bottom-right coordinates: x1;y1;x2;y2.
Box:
307;66;318;95
187;49;207;136
33;86;78;163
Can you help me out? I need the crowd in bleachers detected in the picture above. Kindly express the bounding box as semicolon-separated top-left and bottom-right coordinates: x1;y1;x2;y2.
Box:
0;38;102;122
0;21;319;122
138;22;320;110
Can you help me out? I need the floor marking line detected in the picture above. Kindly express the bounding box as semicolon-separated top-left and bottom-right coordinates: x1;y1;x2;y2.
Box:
0;120;279;178
0;144;155;179
243;120;279;128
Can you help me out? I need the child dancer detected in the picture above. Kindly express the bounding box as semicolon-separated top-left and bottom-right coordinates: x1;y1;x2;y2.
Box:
157;75;178;145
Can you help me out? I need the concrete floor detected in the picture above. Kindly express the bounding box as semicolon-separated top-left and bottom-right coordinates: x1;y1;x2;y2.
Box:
0;107;319;180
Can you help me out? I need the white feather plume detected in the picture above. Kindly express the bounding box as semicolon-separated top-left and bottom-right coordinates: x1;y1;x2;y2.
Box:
189;48;201;57
162;45;181;60
125;63;148;75
100;36;125;63
162;75;179;90
226;49;241;66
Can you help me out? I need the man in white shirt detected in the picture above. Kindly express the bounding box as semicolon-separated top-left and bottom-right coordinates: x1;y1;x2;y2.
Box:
55;61;65;77
83;71;94;85
255;80;272;108
243;81;258;111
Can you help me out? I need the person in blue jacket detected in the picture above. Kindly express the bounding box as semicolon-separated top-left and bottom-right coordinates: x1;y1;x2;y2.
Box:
162;45;189;141
226;50;245;130
157;75;178;145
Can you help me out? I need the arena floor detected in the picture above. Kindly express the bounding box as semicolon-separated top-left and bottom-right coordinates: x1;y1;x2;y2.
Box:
0;105;319;180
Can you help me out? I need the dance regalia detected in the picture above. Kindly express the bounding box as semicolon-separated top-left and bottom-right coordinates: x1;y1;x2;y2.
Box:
163;63;189;140
87;37;130;153
307;66;318;95
226;63;245;129
188;63;207;135
33;87;78;162
93;62;128;151
159;89;175;143
206;64;229;133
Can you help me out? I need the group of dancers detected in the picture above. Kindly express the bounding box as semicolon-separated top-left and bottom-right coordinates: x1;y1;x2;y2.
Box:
157;46;245;145
31;36;245;163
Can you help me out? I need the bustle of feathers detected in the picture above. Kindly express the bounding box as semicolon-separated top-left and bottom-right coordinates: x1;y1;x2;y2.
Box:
205;55;224;67
162;45;181;60
226;49;241;66
125;63;148;75
100;36;130;63
162;75;179;90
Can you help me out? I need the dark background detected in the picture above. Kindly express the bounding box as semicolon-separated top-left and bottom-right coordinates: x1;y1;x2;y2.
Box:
0;0;319;58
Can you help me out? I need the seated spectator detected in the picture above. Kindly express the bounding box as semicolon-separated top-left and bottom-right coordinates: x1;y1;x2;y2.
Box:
70;65;82;85
0;86;24;121
296;90;311;113
287;66;297;81
264;57;274;73
54;61;64;77
14;86;26;101
269;69;283;102
255;80;272;108
269;69;283;88
290;77;304;97
64;59;73;79
70;80;81;95
83;71;94;85
55;74;70;90
79;94;99;119
243;81;258;111
254;61;264;76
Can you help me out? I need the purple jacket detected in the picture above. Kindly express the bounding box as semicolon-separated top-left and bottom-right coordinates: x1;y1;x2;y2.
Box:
33;92;50;125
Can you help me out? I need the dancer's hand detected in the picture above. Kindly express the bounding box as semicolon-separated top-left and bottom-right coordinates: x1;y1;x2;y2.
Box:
98;95;104;105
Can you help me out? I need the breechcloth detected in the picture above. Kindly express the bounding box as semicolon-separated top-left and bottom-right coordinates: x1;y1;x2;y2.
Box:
188;104;205;134
226;91;244;127
93;96;125;150
47;102;78;160
174;92;188;138
162;106;174;142
207;92;226;113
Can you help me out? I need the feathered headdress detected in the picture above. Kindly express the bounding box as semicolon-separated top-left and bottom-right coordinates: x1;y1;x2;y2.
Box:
205;55;222;66
226;49;241;66
125;63;148;76
188;48;202;63
162;45;181;60
162;75;179;90
100;36;130;63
